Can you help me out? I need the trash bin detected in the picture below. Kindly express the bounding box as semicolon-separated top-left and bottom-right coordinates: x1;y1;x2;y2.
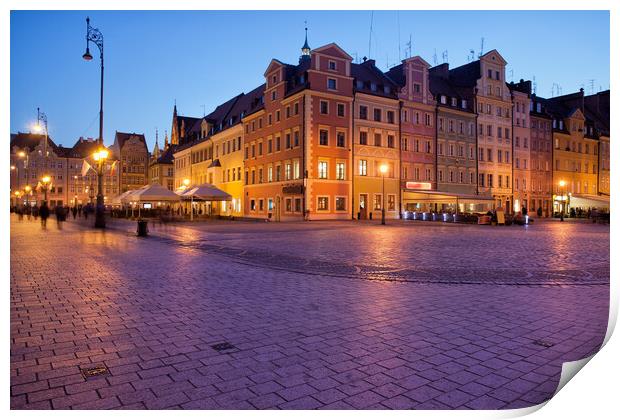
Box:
137;219;148;237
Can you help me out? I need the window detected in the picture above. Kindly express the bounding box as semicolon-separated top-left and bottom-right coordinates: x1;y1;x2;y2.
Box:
373;108;382;122
294;131;300;147
374;194;382;210
295;198;302;212
318;161;328;179
359;159;367;176
337;103;345;117
335;197;346;211
488;174;493;188
286;133;291;149
388;195;395;211
294;102;299;115
328;60;336;70
374;133;382;147
413;83;421;93
359;131;367;145
285;163;292;180
336;163;345;180
337;132;345;148
271;91;276;101
440;95;447;104
276;110;280;121
268;138;273;153
285;198;292;212
327;78;337;90
268;166;273;182
317;196;329;211
320;101;328;114
387;111;395;124
276;136;281;151
294;161;300;179
319;130;329;146
360;106;368;120
286;106;290;118
402;137;409;151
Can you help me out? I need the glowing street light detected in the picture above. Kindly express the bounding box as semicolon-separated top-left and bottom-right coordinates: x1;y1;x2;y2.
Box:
379;163;388;225
40;175;51;204
183;178;193;221
92;147;109;228
558;180;566;221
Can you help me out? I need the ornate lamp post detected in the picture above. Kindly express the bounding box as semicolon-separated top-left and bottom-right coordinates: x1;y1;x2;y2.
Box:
82;17;105;147
183;178;193;221
93;148;109;228
559;180;566;222
40;175;51;204
379;163;388;225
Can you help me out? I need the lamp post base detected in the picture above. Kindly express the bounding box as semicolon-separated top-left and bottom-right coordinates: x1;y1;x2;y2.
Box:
381;209;386;225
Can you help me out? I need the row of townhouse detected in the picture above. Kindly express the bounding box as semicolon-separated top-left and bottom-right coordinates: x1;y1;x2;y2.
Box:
148;35;609;220
10;131;150;208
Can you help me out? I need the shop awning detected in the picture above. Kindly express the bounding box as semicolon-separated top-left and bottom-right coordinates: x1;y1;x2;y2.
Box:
566;194;610;210
402;189;495;204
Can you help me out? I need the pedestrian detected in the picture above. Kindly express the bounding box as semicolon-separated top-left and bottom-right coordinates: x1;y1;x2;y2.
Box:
522;206;528;217
78;205;83;218
26;204;32;221
39;201;50;229
32;204;39;220
16;205;24;222
55;205;66;229
537;206;543;217
72;206;77;219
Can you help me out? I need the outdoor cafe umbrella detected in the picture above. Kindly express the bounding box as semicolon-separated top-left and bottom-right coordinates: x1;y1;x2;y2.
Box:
179;183;232;221
125;183;181;217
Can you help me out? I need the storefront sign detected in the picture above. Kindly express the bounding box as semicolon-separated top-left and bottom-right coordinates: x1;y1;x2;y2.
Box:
405;182;432;190
282;184;304;195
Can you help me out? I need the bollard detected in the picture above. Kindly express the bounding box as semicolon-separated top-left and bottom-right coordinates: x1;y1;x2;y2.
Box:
137;219;148;237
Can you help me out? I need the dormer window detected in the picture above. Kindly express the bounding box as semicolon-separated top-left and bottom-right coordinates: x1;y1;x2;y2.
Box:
356;80;364;89
271;91;276;101
370;83;377;92
327;78;337;90
328;60;336;70
461;100;467;109
229;118;233;126
383;86;391;94
451;97;457;107
559;121;564;130
440;95;447;104
272;75;277;84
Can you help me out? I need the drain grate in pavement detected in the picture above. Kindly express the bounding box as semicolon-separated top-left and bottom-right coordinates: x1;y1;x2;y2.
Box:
211;342;237;352
80;366;110;379
532;339;554;348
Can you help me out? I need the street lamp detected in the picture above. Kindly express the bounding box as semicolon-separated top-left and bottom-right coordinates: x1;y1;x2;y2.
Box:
559;180;566;222
379;163;388;225
82;17;105;147
40;175;51;205
93;147;109;228
183;178;193;221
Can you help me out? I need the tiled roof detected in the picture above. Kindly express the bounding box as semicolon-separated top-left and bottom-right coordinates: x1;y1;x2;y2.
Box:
352;60;398;99
449;60;481;87
10;132;62;156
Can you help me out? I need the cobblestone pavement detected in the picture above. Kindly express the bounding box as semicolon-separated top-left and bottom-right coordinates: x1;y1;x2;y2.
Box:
10;215;609;409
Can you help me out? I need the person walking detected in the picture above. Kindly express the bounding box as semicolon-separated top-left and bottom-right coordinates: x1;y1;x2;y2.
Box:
72;206;78;219
32;204;39;220
55;205;66;229
39;201;50;229
16;205;24;222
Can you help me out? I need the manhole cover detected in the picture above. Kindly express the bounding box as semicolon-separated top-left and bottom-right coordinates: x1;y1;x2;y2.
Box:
532;340;554;348
211;342;236;352
80;366;110;379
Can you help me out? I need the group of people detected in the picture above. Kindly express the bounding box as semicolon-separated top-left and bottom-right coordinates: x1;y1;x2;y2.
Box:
11;202;96;229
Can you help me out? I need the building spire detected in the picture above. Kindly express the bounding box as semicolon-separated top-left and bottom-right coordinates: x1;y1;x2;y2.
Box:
300;21;311;63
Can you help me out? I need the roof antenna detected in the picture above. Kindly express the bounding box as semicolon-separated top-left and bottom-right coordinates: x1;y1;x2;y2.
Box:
468;49;475;62
368;11;374;58
588;79;595;95
201;104;206;117
479;37;484;58
442;50;448;64
397;11;401;61
406;34;412;59
532;75;537;95
433;48;437;65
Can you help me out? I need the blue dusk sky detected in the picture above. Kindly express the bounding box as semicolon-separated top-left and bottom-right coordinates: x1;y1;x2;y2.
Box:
10;10;610;151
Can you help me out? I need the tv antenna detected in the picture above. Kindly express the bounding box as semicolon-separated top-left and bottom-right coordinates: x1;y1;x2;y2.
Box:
468;49;475;62
397;11;401;61
532;75;537;95
201;104;206;117
479;37;485;58
433;48;437;66
368;11;374;59
405;34;412;59
588;79;595;95
442;50;448;64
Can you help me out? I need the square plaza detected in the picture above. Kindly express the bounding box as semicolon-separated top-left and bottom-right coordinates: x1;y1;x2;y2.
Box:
10;217;609;409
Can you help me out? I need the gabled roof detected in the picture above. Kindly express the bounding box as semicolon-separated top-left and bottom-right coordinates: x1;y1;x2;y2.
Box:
68;137;101;158
114;131;147;150
312;43;353;60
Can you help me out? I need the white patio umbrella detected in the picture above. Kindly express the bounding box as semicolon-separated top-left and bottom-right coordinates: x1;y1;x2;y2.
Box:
180;183;231;221
125;184;181;217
